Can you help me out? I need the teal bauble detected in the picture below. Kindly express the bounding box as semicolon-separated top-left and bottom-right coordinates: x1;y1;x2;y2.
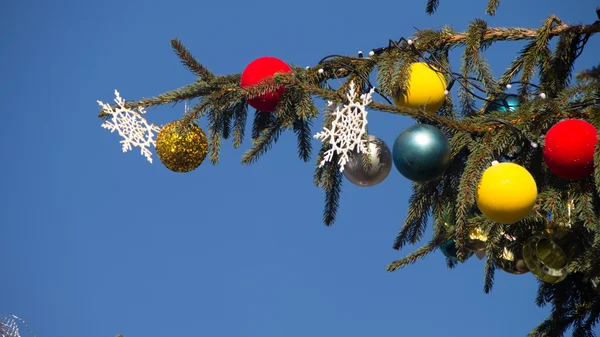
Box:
441;240;473;262
485;94;520;113
392;124;451;183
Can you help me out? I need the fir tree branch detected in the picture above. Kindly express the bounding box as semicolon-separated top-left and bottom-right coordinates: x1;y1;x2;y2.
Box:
322;155;343;226
425;0;440;15
576;188;598;231
231;102;248;149
170;39;214;80
594;134;600;196
577;64;600;82
221;110;233;140
412;19;600;51
463;19;496;94
292;118;312;162
98;81;210;118
483;225;503;293
241;116;284;165
541;31;581;96
179;99;212;126
386;240;441;272
207;109;223;164
392;182;437;250
455;145;494;259
485;0;501;16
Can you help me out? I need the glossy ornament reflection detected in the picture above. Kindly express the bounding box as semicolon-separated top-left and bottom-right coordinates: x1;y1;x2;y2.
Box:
485;94;521;113
466;227;488;253
494;246;529;275
522;230;577;283
392;124;451;183
343;135;392;187
441;240;473;262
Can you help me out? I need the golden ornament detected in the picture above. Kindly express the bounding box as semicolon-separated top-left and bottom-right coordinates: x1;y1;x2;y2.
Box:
476;162;537;224
393;62;447;113
522;230;577;284
156;121;208;172
465;226;488;252
494;246;529;275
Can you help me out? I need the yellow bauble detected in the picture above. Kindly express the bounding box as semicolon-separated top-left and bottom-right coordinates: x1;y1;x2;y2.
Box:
476;162;537;224
393;62;447;112
156;121;208;172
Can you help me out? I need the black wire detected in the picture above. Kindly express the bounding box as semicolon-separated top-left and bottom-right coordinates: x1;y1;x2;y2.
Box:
485;118;537;161
381;37;544;110
316;54;394;105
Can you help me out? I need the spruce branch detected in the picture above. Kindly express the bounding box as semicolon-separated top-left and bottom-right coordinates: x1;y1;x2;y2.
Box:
454;145;494;259
594;134;600;195
415;18;600;50
425;0;440;15
292;118;312;162
483;225;503;293
171;39;214;80
577;64;600;82
241;116;284;165
231;102;248;148
485;0;501;16
98;81;210;119
386;240;440;271
321;154;343;226
207;109;223;165
392;182;438;250
464;19;496;93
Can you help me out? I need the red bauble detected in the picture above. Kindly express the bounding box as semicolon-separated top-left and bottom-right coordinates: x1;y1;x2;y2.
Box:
543;119;598;180
240;56;292;112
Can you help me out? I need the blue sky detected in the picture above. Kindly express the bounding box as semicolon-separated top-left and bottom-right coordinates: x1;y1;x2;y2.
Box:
1;0;599;336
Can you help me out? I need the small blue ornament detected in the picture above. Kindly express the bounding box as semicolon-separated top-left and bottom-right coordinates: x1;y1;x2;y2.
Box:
392;124;451;183
486;94;521;113
441;240;473;262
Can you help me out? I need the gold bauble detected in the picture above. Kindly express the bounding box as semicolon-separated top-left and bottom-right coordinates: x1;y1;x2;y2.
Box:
494;246;529;275
590;277;600;294
156;121;208;172
393;62;447;113
466;227;488;252
522;230;576;284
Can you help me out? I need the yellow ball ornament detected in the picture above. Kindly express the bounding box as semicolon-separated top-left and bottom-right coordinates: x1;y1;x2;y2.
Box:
156;121;208;172
393;62;447;113
476;162;537;224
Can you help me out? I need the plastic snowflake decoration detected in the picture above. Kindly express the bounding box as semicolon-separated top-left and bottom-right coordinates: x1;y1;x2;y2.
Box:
1;315;35;337
314;81;374;171
99;90;162;163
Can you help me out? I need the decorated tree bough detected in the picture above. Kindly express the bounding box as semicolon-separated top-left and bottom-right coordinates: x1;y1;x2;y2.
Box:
98;2;600;335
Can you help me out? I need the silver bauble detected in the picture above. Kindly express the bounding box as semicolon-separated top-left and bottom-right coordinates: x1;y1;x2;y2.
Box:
343;135;392;187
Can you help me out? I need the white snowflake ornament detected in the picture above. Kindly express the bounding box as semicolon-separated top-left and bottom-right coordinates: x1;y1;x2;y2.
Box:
314;81;374;172
1;315;35;337
98;90;162;163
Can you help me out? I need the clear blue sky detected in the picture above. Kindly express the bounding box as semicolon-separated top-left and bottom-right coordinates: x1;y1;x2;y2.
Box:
1;1;599;336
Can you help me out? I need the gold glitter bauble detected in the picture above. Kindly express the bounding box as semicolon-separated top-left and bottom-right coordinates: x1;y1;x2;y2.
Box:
156;121;208;172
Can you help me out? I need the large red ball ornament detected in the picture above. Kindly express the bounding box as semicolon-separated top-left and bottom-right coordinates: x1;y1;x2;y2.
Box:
240;56;292;112
543;119;598;180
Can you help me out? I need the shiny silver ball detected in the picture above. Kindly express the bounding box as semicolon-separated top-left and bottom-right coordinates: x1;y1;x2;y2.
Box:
343;135;392;187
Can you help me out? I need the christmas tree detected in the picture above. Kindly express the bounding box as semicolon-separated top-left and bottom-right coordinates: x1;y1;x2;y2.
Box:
97;1;600;335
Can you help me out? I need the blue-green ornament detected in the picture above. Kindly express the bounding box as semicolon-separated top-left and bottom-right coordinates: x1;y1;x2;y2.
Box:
392;124;451;183
485;94;520;113
441;240;473;262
